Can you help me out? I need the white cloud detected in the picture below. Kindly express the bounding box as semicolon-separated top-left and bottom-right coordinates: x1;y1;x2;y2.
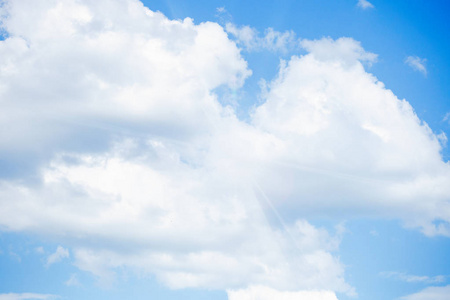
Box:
252;37;450;236
227;286;339;300
0;0;250;179
0;147;353;293
400;285;450;300
226;23;298;53
300;37;377;67
357;0;374;10
0;0;450;296
46;246;69;267
0;294;57;300
405;56;427;75
381;271;445;284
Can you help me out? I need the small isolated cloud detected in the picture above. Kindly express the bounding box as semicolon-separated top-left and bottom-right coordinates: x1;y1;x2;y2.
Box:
215;6;232;23
357;0;374;9
46;246;69;267
227;286;339;300
400;285;450;300
216;7;226;13
405;56;427;76
443;112;450;123
381;271;445;284
0;293;57;300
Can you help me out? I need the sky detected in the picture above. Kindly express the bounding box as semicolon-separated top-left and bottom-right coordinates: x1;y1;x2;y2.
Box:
0;0;449;299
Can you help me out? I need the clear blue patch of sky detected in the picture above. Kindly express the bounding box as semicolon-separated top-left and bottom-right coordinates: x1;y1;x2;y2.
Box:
337;219;450;300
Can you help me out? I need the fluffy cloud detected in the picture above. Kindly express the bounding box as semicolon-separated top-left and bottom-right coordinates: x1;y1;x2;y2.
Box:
300;37;377;66
405;56;427;76
252;37;450;235
400;285;450;300
0;143;352;293
0;0;351;294
0;0;450;297
0;0;250;179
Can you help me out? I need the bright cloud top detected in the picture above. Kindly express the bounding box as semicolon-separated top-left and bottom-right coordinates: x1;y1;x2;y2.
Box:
0;0;449;298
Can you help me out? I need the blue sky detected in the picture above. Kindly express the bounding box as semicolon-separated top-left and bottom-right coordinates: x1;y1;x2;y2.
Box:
0;0;450;299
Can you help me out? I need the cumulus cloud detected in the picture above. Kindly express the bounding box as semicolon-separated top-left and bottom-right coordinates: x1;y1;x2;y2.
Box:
357;0;374;10
0;145;352;293
0;294;57;300
400;285;450;300
46;246;69;267
300;37;377;66
405;56;427;75
226;23;298;53
0;0;450;297
0;0;250;179
252;37;450;235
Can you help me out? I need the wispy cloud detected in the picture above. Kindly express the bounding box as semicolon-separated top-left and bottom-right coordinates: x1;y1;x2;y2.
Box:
226;23;298;53
405;56;427;75
46;246;69;267
0;293;57;300
65;274;81;287
400;285;450;300
357;0;374;9
380;271;445;284
443;112;450;123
